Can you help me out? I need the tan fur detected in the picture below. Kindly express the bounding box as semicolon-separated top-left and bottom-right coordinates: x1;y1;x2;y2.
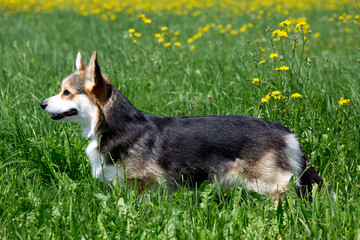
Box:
217;151;290;204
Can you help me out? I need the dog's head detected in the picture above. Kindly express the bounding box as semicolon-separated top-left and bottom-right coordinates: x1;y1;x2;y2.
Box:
41;51;109;137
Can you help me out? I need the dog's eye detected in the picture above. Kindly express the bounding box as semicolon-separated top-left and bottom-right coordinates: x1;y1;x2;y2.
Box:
63;89;71;96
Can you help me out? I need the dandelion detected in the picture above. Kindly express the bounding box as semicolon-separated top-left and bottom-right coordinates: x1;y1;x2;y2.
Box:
134;32;141;38
270;53;278;59
291;93;302;98
313;33;320;38
271;91;281;97
161;26;168;31
339;97;350;105
155;33;162;38
144;19;151;24
174;31;180;36
128;28;135;33
279;19;291;27
329;17;334;21
261;95;270;103
164;42;171;47
275;66;289;71
174;42;181;46
158;38;165;43
296;21;307;28
129;34;133;38
252;78;260;83
31;58;35;63
190;45;195;51
259;60;266;64
272;29;281;35
187;38;194;44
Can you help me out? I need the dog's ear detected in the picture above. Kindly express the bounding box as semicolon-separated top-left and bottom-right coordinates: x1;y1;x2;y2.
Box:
76;52;86;71
85;51;108;103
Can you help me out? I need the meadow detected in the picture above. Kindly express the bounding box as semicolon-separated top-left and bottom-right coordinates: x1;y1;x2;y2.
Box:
0;0;359;238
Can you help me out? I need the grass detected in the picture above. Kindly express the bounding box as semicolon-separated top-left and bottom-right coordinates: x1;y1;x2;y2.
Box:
0;5;360;239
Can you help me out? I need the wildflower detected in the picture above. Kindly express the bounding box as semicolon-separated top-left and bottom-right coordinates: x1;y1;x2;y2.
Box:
187;38;194;43
155;33;162;38
261;48;265;52
252;78;260;83
230;30;238;35
134;32;141;38
31;58;35;63
304;37;307;41
174;42;181;46
275;66;289;71
329;17;334;22
261;95;270;103
313;33;320;38
133;40;137;43
296;22;307;28
280;19;291;27
270;53;278;59
273;38;280;42
164;42;171;47
259;60;266;64
291;93;302;98
129;34;133;38
339;97;350;105
144;19;151;24
271;91;281;97
158;38;165;43
190;45;195;51
272;29;281;35
161;26;168;31
128;28;135;33
174;31;180;36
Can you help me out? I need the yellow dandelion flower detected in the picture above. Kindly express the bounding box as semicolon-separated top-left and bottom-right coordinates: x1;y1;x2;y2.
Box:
296;22;307;28
230;30;238;35
329;17;334;22
261;48;265;52
190;45;195;51
161;26;168;31
133;40;137;43
134;32;141;38
248;23;254;28
144;19;152;24
275;66;289;71
158;38;165;43
304;37;307;41
164;42;171;47
271;91;281;97
339;97;350;105
279;19;291;27
291;93;302;98
187;38;194;44
31;58;35;63
270;53;278;59
174;31;180;36
129;34;133;38
313;33;320;38
272;29;281;35
128;28;135;33
252;78;260;83
155;33;162;38
261;95;270;103
174;42;181;46
259;60;266;64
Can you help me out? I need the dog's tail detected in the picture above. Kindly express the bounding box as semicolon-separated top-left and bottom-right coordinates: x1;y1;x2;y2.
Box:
299;152;325;196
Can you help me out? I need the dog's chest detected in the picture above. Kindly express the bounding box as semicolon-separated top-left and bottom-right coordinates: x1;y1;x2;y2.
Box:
85;136;123;184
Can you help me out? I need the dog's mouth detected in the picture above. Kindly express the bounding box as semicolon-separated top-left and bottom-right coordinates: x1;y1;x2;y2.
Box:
50;109;78;120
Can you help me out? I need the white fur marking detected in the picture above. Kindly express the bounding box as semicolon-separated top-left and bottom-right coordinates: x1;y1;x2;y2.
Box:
284;134;303;176
85;136;124;184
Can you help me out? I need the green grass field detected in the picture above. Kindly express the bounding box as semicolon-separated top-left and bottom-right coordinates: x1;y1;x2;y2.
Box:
0;2;360;239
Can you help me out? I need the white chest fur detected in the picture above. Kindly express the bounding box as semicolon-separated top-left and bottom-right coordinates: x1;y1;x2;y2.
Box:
85;136;123;184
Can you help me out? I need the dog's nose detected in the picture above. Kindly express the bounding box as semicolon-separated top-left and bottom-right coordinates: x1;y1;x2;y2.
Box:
40;101;48;110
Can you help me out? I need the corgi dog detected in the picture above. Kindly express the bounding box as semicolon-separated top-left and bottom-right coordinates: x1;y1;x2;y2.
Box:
41;51;324;203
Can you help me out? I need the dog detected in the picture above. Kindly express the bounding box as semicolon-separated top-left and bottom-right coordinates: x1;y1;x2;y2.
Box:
41;51;324;204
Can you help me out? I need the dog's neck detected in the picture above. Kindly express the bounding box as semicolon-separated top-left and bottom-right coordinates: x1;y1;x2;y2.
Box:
92;87;150;162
